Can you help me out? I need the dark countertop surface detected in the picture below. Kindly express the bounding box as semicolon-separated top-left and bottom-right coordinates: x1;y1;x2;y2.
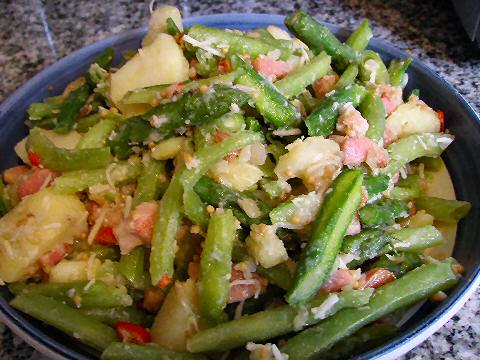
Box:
0;0;479;359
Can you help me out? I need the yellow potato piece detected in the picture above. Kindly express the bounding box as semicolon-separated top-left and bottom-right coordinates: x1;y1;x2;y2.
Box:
0;189;87;282
142;5;184;47
151;279;200;351
110;33;189;114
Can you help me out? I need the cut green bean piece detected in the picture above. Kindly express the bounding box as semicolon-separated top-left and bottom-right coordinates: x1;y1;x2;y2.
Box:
132;160;167;207
27;129;111;171
390;186;423;201
199;209;236;325
363;174;389;197
10;281;132;308
102;343;208;360
232;55;301;129
359;50;389;84
361;92;386;142
119;247;147;290
55;83;91;133
54;158;143;194
359;198;409;227
79;306;153;327
367;252;423;278
166;17;181;36
333;63;358;90
269;192;321;228
76;118;117;149
415;196;471;224
388;58;412;87
256;262;294;290
150;131;264;284
389;225;445;252
286;170;364;305
71;242;120;261
187;289;373;352
383;133;453;177
275;52;332;98
342;229;392;268
187;25;293;60
282;260;458;359
11;294;117;351
28;102;62;120
345;19;373;51
285;11;359;68
305;84;368;136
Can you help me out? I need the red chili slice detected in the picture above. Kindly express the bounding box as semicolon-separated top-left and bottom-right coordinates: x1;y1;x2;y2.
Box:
28;151;41;167
116;321;151;344
437;110;445;132
157;275;173;289
95;226;117;246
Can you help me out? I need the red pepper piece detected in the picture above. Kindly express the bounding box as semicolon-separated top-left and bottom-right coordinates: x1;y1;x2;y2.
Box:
116;321;151;344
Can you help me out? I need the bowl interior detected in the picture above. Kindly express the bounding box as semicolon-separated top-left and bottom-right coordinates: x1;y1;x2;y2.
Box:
0;14;479;360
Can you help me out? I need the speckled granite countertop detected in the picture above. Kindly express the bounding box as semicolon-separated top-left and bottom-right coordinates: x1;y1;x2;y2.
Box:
1;0;479;359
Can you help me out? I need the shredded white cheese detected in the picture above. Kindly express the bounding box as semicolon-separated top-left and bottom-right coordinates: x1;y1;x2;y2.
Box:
39;173;52;191
234;300;245;320
105;163;117;189
86;253;97;280
83;278;96;292
272;128;302;137
237;198;262;218
182;34;224;57
123;195;133;219
87;208;107;245
149;114;169;128
311;293;340;320
185;156;201;170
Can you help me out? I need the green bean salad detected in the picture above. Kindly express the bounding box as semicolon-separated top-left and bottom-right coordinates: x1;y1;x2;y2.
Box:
0;5;471;360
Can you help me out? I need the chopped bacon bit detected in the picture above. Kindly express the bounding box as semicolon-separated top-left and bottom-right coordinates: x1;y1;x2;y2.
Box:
95;226;117;246
116;322;151;344
142;288;165;313
3;165;29;184
342;137;388;169
358;268;396;290
383;126;397;147
377;84;403;115
28;151;41;167
321;269;356;293
312;74;339;99
129;202;158;240
252;57;292;80
39;243;72;273
437;110;445;132
157;275;173;289
18;168;59;198
218;58;232;74
214;130;230;143
228;268;268;303
346;214;361;236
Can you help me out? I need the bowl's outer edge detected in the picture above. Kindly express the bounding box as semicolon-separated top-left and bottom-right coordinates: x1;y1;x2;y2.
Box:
0;13;479;360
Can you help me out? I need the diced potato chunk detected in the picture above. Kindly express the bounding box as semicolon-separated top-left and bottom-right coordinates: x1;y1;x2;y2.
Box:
151;279;200;351
49;258;101;283
0;189;87;282
386;97;441;138
142;5;184;47
110;33;189;113
209;159;264;192
246;224;288;268
275;136;342;192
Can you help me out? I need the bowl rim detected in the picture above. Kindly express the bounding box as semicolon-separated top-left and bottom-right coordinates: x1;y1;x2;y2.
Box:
0;13;479;360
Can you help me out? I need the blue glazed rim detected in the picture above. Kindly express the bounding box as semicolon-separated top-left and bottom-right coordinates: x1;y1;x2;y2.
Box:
0;14;479;360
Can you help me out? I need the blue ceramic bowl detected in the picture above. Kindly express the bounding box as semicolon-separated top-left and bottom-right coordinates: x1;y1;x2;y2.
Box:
0;14;479;360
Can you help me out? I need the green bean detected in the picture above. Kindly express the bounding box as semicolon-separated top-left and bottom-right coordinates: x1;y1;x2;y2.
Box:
345;19;373;51
324;324;398;360
250;28;275;41
232;55;301;129
54;158;143;194
166;17;181;37
275;52;332;98
333;63;359;89
188;288;372;353
363;174;389;197
359;50;389;84
285;11;359;68
305;84;368;136
342;229;392;268
119;247;147;290
286;170;364;305
71;242;120;261
360;92;386;142
11;294;117;351
281;260;458;359
388;58;412;87
181;131;265;227
150;131;264;285
246;116;261;132
359;198;409;227
367;252;423;278
10;281;133;308
269;192;320;227
187;25;293;60
121;71;240;105
25;117;57;130
132;160;168;207
79;306;153;327
195;49;219;77
55;83;91;133
26;128;110;171
297;90;320;113
390;186;423;201
383;133;454;177
28;102;62;120
193;176;270;226
389;225;445;252
256;262;294;290
102;343;208;360
412;156;443;171
108;117;153;160
76;118;118;149
93;47;115;71
76;113;103;132
415;196;471;224
199;209;236;325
